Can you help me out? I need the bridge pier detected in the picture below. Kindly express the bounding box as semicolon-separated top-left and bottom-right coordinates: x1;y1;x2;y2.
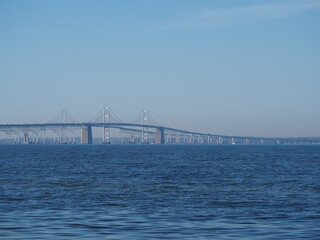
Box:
155;127;165;144
81;125;92;144
23;133;29;144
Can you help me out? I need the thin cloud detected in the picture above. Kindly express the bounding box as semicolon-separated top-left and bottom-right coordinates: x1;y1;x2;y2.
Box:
173;0;320;27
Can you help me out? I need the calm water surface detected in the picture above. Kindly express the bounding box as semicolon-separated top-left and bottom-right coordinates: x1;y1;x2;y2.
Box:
1;145;320;239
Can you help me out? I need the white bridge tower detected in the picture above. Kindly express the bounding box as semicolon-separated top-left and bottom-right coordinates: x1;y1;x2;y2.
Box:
103;106;111;144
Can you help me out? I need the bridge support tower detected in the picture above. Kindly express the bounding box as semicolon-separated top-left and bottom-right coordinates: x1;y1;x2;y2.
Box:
155;127;165;144
23;133;29;144
103;106;111;144
81;125;92;144
141;110;149;144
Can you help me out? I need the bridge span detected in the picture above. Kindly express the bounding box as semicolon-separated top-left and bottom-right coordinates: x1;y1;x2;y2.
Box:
0;107;319;145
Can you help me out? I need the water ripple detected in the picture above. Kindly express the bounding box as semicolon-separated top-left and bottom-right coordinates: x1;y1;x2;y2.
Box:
1;145;319;239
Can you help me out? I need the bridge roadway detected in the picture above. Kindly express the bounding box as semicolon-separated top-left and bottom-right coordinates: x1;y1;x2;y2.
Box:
0;122;294;144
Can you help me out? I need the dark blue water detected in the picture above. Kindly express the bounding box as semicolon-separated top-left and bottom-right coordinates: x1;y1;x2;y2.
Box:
1;145;319;239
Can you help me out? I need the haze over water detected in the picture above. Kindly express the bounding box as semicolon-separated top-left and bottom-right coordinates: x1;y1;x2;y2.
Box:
1;145;320;239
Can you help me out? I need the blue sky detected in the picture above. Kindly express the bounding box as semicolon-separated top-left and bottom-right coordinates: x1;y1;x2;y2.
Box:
0;0;319;137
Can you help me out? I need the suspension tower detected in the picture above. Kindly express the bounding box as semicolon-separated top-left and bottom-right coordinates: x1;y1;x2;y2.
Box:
141;110;148;144
103;106;111;144
60;109;67;144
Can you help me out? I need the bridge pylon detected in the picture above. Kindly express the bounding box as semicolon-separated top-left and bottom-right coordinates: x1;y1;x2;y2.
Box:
141;110;148;144
81;124;92;144
23;133;29;144
155;127;164;144
103;106;111;144
59;109;67;144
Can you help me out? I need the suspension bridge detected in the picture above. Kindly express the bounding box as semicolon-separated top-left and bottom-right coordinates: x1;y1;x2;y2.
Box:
0;107;319;145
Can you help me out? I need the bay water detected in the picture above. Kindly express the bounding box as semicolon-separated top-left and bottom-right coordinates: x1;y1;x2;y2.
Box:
1;145;319;239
